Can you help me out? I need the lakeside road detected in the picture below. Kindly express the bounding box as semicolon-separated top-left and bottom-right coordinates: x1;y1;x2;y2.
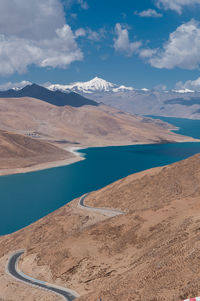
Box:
7;250;79;301
78;194;125;217
5;194;124;300
5;195;124;300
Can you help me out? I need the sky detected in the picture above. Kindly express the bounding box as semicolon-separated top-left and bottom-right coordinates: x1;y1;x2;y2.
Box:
1;0;200;90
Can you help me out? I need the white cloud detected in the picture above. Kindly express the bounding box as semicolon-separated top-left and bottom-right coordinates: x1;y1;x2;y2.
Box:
139;48;157;58
156;0;200;14
87;29;101;41
0;0;83;75
77;0;89;9
176;77;200;91
135;9;162;18
0;0;65;40
63;0;88;10
114;23;142;56
0;80;32;91
75;27;106;41
75;28;86;38
147;20;200;70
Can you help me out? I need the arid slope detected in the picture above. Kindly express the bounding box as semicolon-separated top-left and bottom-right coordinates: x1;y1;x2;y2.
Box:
1;154;200;300
0;97;196;148
0;129;73;171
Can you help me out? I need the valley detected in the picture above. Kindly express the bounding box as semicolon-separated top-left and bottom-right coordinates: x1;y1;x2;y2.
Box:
0;84;197;176
0;85;200;300
2;1;200;300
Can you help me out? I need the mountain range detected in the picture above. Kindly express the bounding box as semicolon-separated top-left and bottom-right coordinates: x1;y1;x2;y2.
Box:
47;77;200;119
0;83;98;107
2;78;200;118
48;76;135;94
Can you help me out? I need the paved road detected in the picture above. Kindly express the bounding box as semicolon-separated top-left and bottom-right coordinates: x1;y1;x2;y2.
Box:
7;250;79;301
78;194;125;217
6;194;123;300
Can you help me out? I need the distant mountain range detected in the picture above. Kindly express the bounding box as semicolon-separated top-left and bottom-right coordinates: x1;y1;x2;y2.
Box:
48;77;135;94
46;77;200;119
0;79;198;175
1;78;200;118
0;83;98;107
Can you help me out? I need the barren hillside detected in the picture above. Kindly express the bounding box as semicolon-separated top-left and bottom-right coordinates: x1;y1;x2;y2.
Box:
0;129;73;171
1;154;200;300
0;97;196;149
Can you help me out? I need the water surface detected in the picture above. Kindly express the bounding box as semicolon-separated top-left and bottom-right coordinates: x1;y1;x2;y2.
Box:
148;115;200;139
1;116;200;235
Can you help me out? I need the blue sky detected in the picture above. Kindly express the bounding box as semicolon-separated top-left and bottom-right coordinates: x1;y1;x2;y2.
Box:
1;0;200;90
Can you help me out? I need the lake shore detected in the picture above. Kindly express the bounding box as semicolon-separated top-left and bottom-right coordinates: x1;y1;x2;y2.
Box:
0;134;199;177
0;147;84;177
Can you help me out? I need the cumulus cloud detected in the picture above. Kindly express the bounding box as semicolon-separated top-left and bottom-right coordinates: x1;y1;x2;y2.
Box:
156;0;200;14
0;0;65;40
147;20;200;70
75;27;106;41
0;80;31;91
135;9;162;18
176;77;200;91
0;0;83;75
114;23;142;56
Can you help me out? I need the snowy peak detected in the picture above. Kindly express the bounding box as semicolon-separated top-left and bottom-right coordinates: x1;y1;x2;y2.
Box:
172;88;195;94
78;77;115;92
48;77;134;94
113;85;134;92
48;77;114;94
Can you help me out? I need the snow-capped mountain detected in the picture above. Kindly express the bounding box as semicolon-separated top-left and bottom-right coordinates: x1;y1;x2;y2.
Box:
47;77;134;94
0;84;98;107
0;80;32;91
1;77;200;118
47;77;200;119
171;88;195;94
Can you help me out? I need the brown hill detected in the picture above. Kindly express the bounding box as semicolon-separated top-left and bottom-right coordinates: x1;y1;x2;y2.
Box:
0;97;196;149
1;154;200;300
0;129;73;172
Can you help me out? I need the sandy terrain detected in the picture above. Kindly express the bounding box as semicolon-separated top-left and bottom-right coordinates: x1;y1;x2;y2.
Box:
1;154;200;300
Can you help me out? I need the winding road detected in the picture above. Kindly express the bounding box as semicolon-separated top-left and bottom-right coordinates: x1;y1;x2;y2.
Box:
6;193;124;300
7;250;79;301
78;193;125;217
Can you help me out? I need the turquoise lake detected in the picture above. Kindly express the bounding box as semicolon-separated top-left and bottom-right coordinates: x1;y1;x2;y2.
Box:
148;115;200;139
1;116;200;235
